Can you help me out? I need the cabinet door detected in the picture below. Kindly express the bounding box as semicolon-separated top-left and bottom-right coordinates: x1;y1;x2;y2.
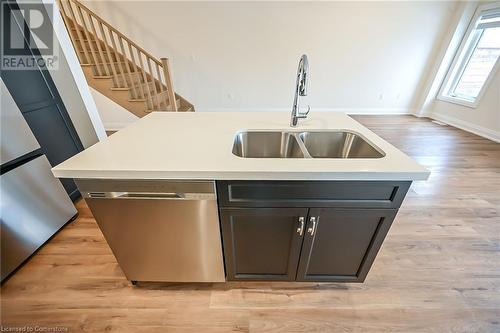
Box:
297;209;397;282
220;208;308;281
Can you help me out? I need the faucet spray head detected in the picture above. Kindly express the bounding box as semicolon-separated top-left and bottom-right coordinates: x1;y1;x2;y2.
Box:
299;54;309;96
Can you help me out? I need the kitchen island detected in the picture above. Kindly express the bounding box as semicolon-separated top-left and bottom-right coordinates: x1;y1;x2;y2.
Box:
52;112;429;284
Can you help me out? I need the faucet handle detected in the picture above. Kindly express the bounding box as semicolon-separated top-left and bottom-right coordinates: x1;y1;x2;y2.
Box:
298;105;310;118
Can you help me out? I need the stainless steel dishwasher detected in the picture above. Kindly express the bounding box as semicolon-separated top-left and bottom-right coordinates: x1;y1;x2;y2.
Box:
77;180;225;283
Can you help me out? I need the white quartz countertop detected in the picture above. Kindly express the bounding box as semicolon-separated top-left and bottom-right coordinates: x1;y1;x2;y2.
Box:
52;112;430;181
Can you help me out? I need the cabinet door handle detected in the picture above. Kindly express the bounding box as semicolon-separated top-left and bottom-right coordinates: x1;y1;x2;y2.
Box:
307;216;317;236
297;217;305;236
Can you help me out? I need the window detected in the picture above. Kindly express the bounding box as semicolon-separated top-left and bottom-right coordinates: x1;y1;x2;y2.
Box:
439;3;500;107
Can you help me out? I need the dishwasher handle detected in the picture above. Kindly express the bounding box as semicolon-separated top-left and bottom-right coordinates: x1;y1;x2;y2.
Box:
84;191;215;200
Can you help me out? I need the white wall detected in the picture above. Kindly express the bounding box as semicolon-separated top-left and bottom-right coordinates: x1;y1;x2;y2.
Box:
415;1;500;142
84;1;458;116
429;70;500;142
412;2;478;117
90;88;139;130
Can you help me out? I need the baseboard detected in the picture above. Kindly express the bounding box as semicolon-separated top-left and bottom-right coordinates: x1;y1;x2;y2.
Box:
347;111;413;115
103;109;414;130
196;108;413;115
430;113;500;143
412;109;430;118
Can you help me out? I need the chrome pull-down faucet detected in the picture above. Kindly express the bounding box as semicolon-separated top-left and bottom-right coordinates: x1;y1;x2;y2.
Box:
290;54;310;127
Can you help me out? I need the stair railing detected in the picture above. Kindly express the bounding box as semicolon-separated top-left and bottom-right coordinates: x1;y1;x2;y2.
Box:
56;0;178;111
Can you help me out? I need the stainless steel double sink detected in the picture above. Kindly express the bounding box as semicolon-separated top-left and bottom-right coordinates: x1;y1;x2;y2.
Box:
232;130;385;158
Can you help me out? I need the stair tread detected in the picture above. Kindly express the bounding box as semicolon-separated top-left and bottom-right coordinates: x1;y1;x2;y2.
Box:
151;90;176;97
80;62;142;74
89;61;148;71
79;50;116;53
93;75;113;79
93;61;130;65
131;81;159;89
74;40;97;44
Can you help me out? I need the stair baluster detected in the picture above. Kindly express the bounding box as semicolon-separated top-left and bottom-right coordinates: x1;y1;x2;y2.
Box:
161;58;178;112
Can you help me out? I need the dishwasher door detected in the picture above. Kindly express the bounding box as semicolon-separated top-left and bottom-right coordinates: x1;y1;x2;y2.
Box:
79;180;225;282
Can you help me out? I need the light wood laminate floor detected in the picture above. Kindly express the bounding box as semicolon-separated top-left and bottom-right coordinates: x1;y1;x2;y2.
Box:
1;115;499;332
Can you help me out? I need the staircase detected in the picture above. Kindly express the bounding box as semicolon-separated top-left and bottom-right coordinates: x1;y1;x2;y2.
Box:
57;0;194;117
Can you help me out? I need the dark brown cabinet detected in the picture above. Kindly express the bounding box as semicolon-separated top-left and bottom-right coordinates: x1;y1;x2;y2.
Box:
220;208;308;281
296;209;397;282
217;180;410;283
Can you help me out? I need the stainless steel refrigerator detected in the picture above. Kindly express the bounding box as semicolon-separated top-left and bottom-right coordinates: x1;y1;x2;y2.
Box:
1;79;77;282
